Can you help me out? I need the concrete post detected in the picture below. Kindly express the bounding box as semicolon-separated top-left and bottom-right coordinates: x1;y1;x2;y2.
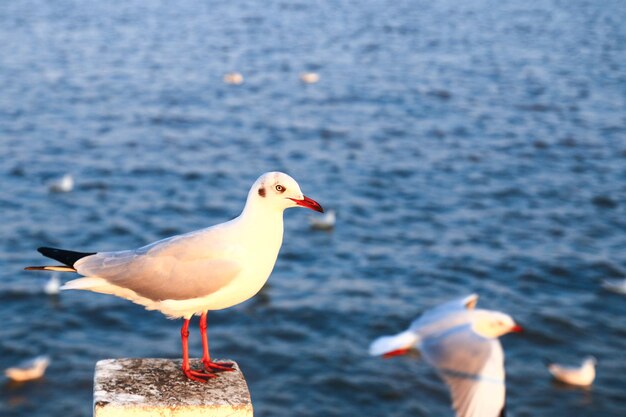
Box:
93;358;253;417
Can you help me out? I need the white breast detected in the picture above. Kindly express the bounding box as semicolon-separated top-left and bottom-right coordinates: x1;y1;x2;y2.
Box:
153;213;284;318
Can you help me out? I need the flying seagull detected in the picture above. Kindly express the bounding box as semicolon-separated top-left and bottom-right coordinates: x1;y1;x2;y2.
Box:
27;172;323;382
369;294;522;417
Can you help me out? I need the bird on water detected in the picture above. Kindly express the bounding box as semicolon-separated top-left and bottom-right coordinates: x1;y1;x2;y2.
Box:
26;172;324;382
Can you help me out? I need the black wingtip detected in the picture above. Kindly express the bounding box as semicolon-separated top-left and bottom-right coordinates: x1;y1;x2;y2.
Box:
37;247;96;267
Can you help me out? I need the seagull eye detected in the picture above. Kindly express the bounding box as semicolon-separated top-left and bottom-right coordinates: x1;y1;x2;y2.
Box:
275;184;285;192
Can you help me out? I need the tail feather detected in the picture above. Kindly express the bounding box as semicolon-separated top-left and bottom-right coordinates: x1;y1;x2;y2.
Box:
369;330;420;356
61;277;109;291
37;247;96;267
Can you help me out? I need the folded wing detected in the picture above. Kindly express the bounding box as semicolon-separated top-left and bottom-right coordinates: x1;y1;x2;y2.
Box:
73;228;242;301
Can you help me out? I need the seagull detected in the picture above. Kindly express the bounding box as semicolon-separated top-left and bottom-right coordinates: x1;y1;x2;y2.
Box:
223;72;244;85
26;172;323;382
5;356;50;382
43;273;61;295
309;209;336;231
547;356;596;387
48;173;74;193
300;72;320;84
601;278;626;295
369;294;522;417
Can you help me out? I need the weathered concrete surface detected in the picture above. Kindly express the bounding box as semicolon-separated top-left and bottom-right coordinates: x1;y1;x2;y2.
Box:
94;358;253;417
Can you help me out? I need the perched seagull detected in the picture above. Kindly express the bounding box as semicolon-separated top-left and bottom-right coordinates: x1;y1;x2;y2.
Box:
48;173;74;193
547;356;596;387
26;172;323;382
43;272;61;295
369;294;522;417
601;278;626;295
309;209;336;231
300;72;320;84
5;356;50;382
223;72;244;85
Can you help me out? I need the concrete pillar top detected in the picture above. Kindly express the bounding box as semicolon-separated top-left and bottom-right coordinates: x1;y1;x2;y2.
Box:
94;358;253;417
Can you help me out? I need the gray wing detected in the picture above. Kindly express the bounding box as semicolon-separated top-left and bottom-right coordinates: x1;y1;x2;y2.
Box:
421;325;506;417
410;294;479;334
75;228;242;301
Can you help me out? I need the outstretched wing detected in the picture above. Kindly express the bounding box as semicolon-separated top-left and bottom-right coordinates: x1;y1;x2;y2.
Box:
421;325;506;417
75;227;242;301
410;294;479;335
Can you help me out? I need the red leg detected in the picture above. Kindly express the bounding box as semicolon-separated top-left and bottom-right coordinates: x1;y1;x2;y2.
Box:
181;318;216;382
200;312;234;372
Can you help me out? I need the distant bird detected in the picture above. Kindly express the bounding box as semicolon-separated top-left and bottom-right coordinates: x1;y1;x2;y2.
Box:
26;172;323;382
369;294;522;417
43;273;61;295
601;278;626;295
223;72;244;85
310;209;336;231
48;173;74;193
547;356;596;387
300;72;320;84
5;356;50;382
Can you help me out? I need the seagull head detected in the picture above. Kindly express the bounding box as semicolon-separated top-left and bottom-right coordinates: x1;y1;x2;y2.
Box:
472;311;523;338
583;356;597;367
250;172;324;213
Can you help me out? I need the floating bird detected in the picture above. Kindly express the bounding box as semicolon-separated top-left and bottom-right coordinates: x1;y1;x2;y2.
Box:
547;356;596;387
223;72;244;85
48;173;74;193
43;273;61;295
601;278;626;295
5;356;50;382
310;209;335;231
369;294;522;417
26;172;323;382
300;72;320;84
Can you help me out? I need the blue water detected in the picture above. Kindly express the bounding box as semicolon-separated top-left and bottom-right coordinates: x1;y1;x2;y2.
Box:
1;0;625;416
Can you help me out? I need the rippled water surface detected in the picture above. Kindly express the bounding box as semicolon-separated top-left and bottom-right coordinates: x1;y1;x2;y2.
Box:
1;0;625;416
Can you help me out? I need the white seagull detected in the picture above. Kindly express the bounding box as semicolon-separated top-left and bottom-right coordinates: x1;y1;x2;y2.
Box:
547;356;596;387
223;72;244;85
601;278;626;295
5;356;50;382
27;172;323;382
43;272;61;295
48;173;74;193
310;209;336;231
369;294;522;417
300;72;320;84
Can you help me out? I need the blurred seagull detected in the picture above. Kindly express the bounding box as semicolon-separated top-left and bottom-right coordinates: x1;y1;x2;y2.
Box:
300;72;320;84
601;278;626;295
26;172;323;383
43;273;61;295
223;72;244;85
547;356;596;387
369;294;522;417
310;209;335;231
48;173;74;193
5;356;50;382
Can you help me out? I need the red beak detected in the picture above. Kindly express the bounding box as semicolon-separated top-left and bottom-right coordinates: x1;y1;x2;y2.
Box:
289;195;324;213
382;348;411;359
511;325;523;333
